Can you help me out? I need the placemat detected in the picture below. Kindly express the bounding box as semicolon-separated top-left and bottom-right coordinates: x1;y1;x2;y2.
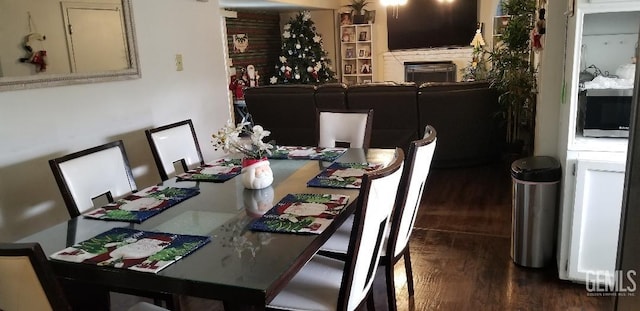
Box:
250;193;350;235
268;146;347;162
177;158;242;182
50;227;210;273
83;186;199;223
306;162;383;189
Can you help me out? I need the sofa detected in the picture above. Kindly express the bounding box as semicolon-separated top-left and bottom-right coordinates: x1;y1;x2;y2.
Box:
243;81;502;168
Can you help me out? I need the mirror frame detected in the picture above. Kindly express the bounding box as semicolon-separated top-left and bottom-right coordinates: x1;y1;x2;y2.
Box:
0;0;140;92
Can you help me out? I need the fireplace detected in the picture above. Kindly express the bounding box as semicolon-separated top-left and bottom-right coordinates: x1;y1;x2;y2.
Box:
382;48;473;83
405;62;456;84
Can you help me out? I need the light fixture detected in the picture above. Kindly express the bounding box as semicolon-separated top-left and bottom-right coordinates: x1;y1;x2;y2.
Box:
381;0;408;19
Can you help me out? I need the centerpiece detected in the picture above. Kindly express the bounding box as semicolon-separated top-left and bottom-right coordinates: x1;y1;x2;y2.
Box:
212;119;274;189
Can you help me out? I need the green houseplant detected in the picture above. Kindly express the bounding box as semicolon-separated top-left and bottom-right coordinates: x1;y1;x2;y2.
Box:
345;0;370;24
488;0;537;155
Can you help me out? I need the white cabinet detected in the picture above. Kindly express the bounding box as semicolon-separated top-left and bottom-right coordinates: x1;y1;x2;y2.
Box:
556;0;636;284
566;159;625;285
340;24;373;85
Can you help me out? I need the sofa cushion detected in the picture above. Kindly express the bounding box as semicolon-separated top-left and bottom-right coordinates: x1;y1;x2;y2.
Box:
418;82;502;167
346;83;419;152
315;83;348;109
244;85;317;146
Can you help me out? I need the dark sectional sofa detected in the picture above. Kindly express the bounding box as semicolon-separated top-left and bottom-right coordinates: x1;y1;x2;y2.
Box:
243;81;503;168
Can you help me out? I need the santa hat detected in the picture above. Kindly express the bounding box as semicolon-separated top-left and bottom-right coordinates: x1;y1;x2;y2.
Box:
242;158;270;171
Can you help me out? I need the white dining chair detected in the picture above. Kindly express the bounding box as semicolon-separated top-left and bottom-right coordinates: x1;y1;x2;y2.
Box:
0;242;169;311
48;141;177;309
319;125;438;311
266;148;405;311
317;108;373;148
145;119;204;181
49;140;137;217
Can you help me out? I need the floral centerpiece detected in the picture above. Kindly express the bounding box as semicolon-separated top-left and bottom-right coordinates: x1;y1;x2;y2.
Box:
212;119;275;189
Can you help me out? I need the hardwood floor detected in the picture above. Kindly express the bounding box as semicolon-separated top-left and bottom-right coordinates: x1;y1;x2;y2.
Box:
377;163;614;311
114;162;615;310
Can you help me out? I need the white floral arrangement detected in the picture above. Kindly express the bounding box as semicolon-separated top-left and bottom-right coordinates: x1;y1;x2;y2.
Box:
212;119;274;159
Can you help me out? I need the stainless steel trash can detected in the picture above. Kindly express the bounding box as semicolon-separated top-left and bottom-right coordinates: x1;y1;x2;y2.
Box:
510;156;561;268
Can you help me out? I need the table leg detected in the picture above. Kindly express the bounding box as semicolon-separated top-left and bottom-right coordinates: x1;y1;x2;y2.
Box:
60;279;110;311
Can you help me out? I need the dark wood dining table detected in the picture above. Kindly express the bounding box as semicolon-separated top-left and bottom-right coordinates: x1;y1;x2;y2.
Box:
18;148;396;310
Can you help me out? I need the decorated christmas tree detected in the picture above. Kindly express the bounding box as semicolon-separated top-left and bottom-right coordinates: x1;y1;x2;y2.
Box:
270;11;337;85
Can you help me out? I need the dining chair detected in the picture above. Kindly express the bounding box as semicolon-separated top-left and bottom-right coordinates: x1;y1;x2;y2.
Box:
49;140;137;217
266;148;405;311
145;119;204;181
316;108;374;148
319;125;438;311
0;243;169;311
0;242;71;311
48;141;178;309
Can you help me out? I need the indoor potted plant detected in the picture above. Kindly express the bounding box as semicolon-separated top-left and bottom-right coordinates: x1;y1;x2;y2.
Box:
212;119;275;189
345;0;370;24
488;0;537;156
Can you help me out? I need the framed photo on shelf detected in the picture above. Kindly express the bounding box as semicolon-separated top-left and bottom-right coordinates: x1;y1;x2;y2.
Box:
344;64;353;74
359;49;365;57
341;28;354;42
360;62;371;74
340;12;352;25
358;31;367;41
346;48;354;58
363;79;372;84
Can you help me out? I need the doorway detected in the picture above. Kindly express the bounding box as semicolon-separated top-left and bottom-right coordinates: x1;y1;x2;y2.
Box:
61;2;130;73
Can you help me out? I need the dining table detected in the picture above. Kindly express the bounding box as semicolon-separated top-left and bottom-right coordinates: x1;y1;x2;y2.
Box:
18;148;397;310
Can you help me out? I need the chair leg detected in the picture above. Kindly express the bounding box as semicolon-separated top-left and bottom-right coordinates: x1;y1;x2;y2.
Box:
366;290;376;311
404;249;415;297
385;262;398;311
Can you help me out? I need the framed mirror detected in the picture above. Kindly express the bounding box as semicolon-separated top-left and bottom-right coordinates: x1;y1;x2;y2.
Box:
0;0;140;92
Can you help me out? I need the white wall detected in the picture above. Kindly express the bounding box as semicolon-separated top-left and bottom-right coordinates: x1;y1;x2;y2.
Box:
0;0;230;242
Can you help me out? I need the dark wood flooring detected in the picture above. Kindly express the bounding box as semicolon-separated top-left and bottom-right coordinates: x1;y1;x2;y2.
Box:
114;162;615;311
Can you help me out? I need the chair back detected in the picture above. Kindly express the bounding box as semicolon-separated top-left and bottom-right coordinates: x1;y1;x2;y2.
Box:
49;140;137;217
146;119;204;180
317;108;373;148
339;148;404;311
388;125;437;258
0;242;71;311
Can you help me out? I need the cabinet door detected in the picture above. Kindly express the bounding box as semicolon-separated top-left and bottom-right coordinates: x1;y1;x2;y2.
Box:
568;160;625;284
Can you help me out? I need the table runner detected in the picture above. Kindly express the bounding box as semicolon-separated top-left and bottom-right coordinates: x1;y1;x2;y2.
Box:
250;193;350;234
50;227;210;273
83;186;199;223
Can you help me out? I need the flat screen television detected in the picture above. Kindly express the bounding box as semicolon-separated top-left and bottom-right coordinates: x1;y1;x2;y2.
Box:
387;0;478;50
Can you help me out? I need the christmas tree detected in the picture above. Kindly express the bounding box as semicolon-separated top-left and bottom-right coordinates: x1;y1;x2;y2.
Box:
461;29;489;82
270;11;337;85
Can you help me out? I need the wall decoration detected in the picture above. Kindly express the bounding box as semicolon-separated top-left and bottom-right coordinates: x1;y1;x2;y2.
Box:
233;34;249;53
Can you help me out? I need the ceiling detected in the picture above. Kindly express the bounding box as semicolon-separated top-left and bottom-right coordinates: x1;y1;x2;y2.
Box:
218;0;339;11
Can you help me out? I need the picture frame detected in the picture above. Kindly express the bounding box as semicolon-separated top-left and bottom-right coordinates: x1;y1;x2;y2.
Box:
340;12;352;26
346;48;354;58
360;62;371;74
344;64;353;74
363;79;372;84
493;16;510;36
358;31;367;41
359;49;365;58
364;10;376;24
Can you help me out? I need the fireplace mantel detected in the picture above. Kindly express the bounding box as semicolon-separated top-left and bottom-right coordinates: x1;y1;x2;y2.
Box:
383;48;473;83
